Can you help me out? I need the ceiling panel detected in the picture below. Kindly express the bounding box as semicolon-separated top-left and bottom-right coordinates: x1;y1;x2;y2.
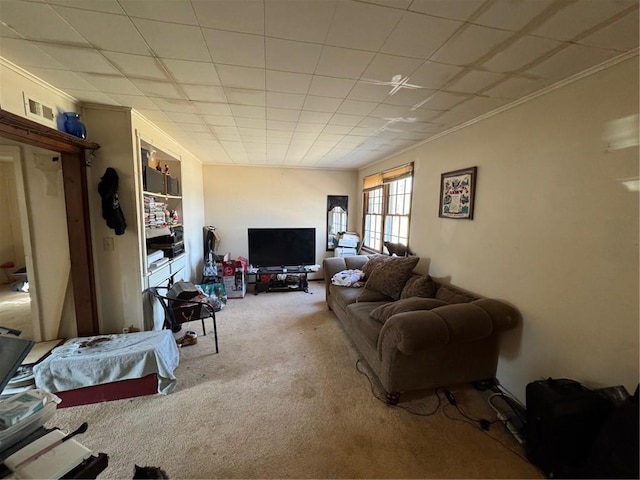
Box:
0;0;636;169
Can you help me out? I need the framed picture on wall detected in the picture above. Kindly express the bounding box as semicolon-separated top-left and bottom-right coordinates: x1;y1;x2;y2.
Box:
439;167;477;219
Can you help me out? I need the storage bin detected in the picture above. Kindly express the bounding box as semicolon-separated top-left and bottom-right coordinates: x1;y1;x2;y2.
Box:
0;400;56;451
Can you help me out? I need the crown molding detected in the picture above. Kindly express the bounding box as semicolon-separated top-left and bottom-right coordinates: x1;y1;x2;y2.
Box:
0;57;78;104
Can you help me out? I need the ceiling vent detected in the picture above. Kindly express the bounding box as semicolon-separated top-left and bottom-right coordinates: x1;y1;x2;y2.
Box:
23;92;56;127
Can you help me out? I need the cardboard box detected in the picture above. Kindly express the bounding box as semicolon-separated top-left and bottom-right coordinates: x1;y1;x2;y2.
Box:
222;261;246;298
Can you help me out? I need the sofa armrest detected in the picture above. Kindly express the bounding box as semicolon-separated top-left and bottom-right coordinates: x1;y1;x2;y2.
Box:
323;255;370;298
377;299;520;357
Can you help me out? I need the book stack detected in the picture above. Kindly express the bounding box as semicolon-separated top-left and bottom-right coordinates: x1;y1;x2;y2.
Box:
1;366;36;400
143;197;166;229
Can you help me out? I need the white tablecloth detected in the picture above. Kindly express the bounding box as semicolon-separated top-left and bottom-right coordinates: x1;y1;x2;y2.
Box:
33;330;179;395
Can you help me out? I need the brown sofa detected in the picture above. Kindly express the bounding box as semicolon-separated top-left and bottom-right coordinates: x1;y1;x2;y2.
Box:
323;254;520;404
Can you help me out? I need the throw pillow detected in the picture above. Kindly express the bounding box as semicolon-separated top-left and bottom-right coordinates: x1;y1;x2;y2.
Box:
361;254;391;278
369;297;449;323
400;274;437;299
435;285;477;304
364;256;419;300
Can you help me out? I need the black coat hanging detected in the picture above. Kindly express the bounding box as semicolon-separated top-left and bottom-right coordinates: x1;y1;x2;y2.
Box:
98;167;127;235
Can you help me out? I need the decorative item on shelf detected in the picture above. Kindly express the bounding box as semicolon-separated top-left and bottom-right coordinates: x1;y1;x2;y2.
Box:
61;112;87;139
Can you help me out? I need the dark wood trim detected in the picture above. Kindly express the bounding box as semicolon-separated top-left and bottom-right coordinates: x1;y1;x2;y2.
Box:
0;107;100;337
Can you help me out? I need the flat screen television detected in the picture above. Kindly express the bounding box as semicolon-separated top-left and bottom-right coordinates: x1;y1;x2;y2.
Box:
248;228;316;268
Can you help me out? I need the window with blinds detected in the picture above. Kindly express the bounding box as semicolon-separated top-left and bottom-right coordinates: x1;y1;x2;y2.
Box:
362;163;413;253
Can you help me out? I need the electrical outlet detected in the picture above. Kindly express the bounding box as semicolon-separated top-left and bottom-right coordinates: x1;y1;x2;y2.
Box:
103;237;114;251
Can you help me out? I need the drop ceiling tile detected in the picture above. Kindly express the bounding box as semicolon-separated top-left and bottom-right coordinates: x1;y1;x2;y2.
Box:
36;45;120;74
383;87;436;107
416;91;470;110
193;102;231;116
266;92;306;109
53;6;150;55
46;0;125;14
213;125;240;135
430;24;513;66
64;89;119;105
182;84;226;102
216;65;265;90
454;95;512;114
308;76;355;98
323;124;353;134
102;52;169;81
532;0;637;41
291;131;320;143
346;82;391;102
473;0;555;31
483;35;563;73
0;39;66;69
381;10;462;59
447;69;507;94
336;100;378;116
409;61;466;89
193;0;263;34
525;43;620;80
175;123;210;133
132;79;185;99
405;108;442;122
267;107;300;122
298;111;333;123
483;76;554;99
265;0;336;42
350;126;378;136
224;87;266;106
266;130;294;139
151;98;197;113
132;18;210;61
265;38;323;74
266;71;313;94
162;59;221;85
303;95;344;113
577;10;639;51
26;67;97;90
329;113;363;126
77;73;142;94
203;29;265;68
216;134;242;143
317;132;347;143
0;21;21;39
408;0;485;21
165;112;203;124
235;117;266;129
203;115;236;126
361;54;424;85
106;93;159;110
135;109;172;123
359;116;388;128
315;46;376;79
325;1;403;51
295;123;325;133
434;107;478;127
369;103;412;118
0;1;90;44
266;120;297;132
230;105;266;119
119;0;197;24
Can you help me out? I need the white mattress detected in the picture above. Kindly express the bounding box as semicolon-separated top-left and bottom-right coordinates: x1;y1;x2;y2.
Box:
33;330;179;395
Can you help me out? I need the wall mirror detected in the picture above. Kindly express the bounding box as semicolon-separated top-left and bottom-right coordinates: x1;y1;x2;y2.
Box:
327;195;348;251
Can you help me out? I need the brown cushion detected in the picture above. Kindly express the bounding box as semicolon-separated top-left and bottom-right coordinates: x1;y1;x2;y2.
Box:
435;285;477;304
364;256;419;300
369;297;449;323
357;287;393;303
401;274;437;299
361;254;391;278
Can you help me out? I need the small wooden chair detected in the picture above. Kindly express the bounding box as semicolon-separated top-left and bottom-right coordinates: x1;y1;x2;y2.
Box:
145;286;219;353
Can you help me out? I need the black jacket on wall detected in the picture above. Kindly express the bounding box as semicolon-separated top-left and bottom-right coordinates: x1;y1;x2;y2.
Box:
98;167;127;235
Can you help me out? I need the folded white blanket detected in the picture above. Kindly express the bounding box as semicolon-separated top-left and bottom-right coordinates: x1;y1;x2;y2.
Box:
331;269;365;287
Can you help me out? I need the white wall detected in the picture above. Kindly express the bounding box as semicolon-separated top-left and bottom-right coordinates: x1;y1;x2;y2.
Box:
358;56;639;401
202;165;358;278
0;161;25;269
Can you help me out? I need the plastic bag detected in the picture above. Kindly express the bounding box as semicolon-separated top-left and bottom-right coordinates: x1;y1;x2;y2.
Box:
196;283;227;311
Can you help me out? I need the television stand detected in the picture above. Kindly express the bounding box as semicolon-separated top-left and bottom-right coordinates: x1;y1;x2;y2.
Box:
251;267;308;294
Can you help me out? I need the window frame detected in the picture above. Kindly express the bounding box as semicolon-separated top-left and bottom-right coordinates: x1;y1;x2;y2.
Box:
361;163;413;254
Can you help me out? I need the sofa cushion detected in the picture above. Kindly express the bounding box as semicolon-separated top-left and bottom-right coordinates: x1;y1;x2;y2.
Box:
361;254;391;278
364;256;419;300
435;284;477;304
401;274;437;299
346;302;387;350
330;284;392;311
357;288;394;303
369;297;449;323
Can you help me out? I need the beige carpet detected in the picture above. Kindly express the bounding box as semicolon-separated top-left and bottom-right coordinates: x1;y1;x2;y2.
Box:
0;283;32;338
46;281;542;479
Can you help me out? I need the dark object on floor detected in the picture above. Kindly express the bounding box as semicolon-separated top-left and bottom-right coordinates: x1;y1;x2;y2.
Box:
133;464;169;479
98;167;127;235
525;378;614;478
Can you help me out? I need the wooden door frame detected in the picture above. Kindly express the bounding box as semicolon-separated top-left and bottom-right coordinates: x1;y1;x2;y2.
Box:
0;108;101;336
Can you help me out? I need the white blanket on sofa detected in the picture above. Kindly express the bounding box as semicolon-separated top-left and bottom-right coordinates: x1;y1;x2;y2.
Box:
331;269;365;287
